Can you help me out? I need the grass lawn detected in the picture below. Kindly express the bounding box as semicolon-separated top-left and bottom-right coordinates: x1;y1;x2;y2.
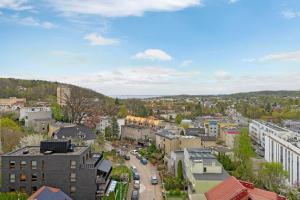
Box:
166;193;188;200
115;182;129;200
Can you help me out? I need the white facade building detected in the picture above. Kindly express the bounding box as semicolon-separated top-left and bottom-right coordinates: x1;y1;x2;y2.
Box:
250;120;300;186
96;116;112;133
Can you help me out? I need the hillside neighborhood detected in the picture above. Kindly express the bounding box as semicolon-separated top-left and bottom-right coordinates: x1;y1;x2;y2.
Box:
0;83;300;200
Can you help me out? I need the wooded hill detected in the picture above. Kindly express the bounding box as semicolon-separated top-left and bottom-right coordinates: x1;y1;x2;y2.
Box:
0;78;111;104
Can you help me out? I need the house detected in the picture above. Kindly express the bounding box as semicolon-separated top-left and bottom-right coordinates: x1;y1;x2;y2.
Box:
19;107;52;133
53;125;96;145
96;116;112;133
28;186;72;200
1;139;112;200
183;148;229;198
205;176;286;200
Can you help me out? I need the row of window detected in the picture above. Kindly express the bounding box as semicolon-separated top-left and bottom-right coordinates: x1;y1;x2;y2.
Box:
9;160;77;170
10;173;76;183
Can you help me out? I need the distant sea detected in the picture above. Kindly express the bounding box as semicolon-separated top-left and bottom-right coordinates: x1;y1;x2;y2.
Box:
109;95;163;99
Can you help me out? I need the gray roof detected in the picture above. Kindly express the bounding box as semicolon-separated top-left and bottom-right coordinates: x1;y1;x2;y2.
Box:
98;159;112;173
199;136;217;141
186;128;206;136
193;170;230;181
55;125;96;141
29;186;72;200
187;148;215;160
156;130;178;140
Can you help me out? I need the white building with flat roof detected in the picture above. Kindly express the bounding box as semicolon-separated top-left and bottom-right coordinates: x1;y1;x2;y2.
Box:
250;120;300;187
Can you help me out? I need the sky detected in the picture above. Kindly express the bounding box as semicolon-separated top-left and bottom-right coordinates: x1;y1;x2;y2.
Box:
1;0;300;96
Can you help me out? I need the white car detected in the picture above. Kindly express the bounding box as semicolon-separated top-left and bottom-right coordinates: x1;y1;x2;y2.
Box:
131;150;138;155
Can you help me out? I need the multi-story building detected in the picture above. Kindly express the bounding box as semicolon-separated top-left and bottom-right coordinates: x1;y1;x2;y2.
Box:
1;139;112;200
121;125;153;141
0;97;26;112
96;116;112;133
204;120;219;136
57;86;71;106
125;115;165;129
183;148;229;198
250;120;300;187
219;124;240;149
19;107;53;133
283;120;300;134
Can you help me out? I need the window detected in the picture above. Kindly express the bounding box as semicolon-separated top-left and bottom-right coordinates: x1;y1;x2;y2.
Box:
32;186;38;193
42;160;45;170
20;186;26;193
9;161;16;169
20;174;26;182
9;174;16;183
70;173;76;182
31;161;37;169
20;161;26;169
9;187;15;192
70;161;76;169
70;186;76;193
203;167;207;173
31;173;37;182
42;173;45;181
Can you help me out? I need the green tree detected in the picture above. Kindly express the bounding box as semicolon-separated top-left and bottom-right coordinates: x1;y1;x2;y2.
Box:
175;114;183;125
177;160;184;180
0;193;28;200
258;162;288;193
111;116;119;139
233;128;255;180
117;105;128;118
51;102;63;121
104;126;112;139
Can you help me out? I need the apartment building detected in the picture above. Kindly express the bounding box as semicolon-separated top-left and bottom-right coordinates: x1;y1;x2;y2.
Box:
183;148;229;197
1;139;112;200
57;86;71;106
250;120;300;186
96;116;112;133
125;115;165;129
19;107;53;133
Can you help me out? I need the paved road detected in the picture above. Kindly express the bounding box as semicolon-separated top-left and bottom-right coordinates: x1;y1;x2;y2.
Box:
126;155;162;200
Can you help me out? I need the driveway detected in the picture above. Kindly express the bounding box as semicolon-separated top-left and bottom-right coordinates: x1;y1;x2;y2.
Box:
126;155;163;200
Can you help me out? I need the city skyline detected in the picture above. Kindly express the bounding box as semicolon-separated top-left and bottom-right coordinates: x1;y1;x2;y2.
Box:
1;0;300;95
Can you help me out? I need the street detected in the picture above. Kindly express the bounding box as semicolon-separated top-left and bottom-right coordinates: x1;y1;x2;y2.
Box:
126;154;163;200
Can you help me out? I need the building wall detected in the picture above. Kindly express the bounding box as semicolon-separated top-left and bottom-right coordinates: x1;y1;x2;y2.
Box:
121;125;153;141
179;137;202;150
57;86;71;106
1;147;107;200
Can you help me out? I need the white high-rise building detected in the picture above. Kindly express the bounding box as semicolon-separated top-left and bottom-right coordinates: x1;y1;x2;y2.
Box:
250;120;300;186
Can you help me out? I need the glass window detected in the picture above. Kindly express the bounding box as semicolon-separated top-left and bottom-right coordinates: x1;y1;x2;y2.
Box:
31;173;37;182
32;186;38;193
70;173;76;182
20;161;26;169
20;186;26;193
9;161;16;169
9;187;15;192
10;174;16;183
70;186;76;193
20;174;26;182
70;160;76;169
42;173;45;181
31;161;37;169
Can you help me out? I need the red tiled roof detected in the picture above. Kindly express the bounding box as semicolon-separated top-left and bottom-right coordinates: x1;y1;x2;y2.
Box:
205;176;286;200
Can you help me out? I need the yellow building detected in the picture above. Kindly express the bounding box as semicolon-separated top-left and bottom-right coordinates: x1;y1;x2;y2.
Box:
219;123;240;149
125;115;164;129
0;97;26;106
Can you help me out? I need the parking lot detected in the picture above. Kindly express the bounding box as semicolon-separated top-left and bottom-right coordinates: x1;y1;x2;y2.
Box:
126;152;163;200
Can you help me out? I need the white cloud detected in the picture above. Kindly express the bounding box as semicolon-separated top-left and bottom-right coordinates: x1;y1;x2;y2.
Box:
47;0;202;17
260;51;300;62
242;58;256;63
214;70;232;81
0;14;57;29
84;33;119;46
133;49;172;61
281;10;300;19
181;59;193;67
17;17;57;29
0;0;32;10
228;0;239;4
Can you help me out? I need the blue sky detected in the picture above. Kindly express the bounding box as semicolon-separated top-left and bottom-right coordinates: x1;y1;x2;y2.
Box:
1;0;300;96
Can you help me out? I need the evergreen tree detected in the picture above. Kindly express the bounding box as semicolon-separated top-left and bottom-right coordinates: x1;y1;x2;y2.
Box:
111;116;119;139
177;160;184;180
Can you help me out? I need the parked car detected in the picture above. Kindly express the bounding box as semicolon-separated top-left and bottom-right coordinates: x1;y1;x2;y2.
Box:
131;150;138;155
131;190;139;200
151;175;158;185
130;165;137;173
133;180;140;190
140;158;148;165
124;154;130;160
136;154;142;160
133;172;140;180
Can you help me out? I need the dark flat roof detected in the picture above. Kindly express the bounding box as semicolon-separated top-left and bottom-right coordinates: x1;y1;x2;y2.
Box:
98;159;112;173
193;170;230;181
